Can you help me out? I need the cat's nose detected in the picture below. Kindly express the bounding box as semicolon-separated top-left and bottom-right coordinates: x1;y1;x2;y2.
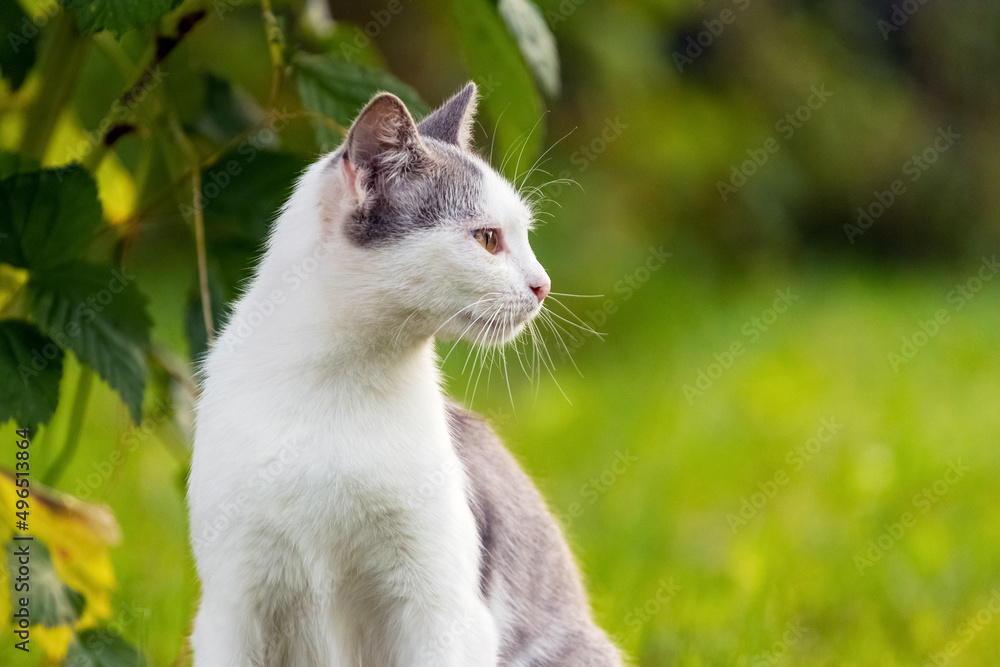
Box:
531;282;550;304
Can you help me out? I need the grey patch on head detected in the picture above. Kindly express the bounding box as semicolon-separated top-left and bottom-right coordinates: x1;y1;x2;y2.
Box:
418;82;478;149
346;141;488;248
341;84;487;248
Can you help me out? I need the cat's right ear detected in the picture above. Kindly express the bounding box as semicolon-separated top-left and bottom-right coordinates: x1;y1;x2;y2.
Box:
417;82;478;150
342;93;426;203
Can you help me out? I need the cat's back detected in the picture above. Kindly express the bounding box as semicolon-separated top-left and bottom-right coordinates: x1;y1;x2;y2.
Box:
446;401;624;665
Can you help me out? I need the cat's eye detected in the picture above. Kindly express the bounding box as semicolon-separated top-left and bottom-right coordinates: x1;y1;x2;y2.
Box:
473;228;499;254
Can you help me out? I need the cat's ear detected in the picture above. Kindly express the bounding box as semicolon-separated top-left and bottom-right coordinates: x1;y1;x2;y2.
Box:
417;82;478;150
343;92;426;200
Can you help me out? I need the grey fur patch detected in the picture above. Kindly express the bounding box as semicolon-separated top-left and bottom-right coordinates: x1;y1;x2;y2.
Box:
341;84;489;248
446;401;624;666
346;141;487;248
418;82;478;148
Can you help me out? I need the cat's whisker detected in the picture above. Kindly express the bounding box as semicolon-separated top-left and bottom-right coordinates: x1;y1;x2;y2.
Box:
461;305;492;376
524;319;542;399
438;294;503;366
542;306;605;339
520;174;582;214
499;314;516;417
511;324;533;384
548;292;604;298
543;174;584;194
499;116;539;179
467;303;504;405
442;316;485;367
390;309;419;351
527;313;571;404
511;113;549;190
463;300;503;381
516;126;577;192
540;343;571;404
544;296;606;338
538;309;584;379
485;321;499;391
486;105;510;167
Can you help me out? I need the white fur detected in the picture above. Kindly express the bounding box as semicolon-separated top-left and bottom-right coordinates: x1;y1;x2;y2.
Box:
188;147;548;666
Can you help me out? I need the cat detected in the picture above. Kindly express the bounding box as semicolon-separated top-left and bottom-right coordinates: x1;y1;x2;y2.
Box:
187;82;624;666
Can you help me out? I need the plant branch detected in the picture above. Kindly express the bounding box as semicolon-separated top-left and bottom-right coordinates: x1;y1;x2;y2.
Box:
82;11;207;174
261;0;286;108
191;166;214;343
44;366;94;486
119;109;345;234
19;13;89;161
169;117;215;344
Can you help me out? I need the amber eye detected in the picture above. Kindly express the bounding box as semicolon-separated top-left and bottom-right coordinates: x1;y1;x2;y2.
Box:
473;228;499;254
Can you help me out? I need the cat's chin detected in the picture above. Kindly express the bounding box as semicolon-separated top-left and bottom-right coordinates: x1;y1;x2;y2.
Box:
451;311;529;347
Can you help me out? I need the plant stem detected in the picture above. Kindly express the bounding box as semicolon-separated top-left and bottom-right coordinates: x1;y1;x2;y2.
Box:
19;13;89;162
191;167;214;343
169;117;215;343
261;0;286;108
44;366;94;486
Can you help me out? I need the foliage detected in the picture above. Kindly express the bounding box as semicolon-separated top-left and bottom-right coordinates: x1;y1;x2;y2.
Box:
0;469;123;663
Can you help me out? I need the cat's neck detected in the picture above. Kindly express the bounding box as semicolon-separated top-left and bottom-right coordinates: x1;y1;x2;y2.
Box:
207;157;440;393
213;276;438;390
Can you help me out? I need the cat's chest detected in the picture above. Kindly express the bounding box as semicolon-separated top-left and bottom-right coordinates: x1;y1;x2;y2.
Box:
249;391;464;511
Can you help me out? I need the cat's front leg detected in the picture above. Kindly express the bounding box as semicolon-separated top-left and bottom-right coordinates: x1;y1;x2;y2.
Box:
367;488;499;666
400;593;499;667
189;581;253;667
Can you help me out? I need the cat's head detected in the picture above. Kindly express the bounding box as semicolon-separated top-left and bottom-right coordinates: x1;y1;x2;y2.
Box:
326;82;549;346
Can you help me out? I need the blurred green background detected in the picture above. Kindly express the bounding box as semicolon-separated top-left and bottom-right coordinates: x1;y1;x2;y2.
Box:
2;0;1000;664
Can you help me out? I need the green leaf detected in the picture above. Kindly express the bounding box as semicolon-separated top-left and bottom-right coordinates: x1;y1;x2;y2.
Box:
184;270;226;362
450;0;543;178
63;628;144;666
59;0;184;37
192;74;258;144
0;165;104;272
0;321;63;430
498;0;560;98
26;262;151;423
5;539;86;627
294;53;428;151
0;150;39;179
197;150;307;290
0;0;38;91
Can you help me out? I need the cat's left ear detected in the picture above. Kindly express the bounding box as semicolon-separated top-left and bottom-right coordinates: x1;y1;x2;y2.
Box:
343;92;427;201
418;82;478;150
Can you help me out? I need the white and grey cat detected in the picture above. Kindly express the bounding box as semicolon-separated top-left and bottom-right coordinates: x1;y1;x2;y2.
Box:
187;82;623;666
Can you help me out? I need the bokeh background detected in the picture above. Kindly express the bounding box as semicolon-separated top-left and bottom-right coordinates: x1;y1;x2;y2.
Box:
2;0;1000;664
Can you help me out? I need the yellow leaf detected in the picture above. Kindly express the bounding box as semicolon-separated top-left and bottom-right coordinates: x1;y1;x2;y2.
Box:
0;468;121;661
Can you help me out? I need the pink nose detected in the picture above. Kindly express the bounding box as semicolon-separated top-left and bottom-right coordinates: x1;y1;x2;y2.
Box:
531;282;550;303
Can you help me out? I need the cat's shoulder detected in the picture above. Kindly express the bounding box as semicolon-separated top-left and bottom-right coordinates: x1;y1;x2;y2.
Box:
443;398;506;461
443;399;544;506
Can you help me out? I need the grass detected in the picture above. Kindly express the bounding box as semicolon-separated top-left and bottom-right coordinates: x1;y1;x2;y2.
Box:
6;256;1000;666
